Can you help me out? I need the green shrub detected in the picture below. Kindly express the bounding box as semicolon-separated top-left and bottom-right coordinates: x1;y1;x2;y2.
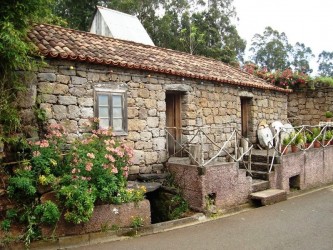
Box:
34;201;60;225
7;119;140;232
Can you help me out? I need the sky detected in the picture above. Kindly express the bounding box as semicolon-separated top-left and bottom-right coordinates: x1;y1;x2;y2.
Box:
233;0;333;73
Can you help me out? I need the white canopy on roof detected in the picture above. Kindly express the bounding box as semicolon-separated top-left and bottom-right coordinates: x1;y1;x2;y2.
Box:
90;6;155;46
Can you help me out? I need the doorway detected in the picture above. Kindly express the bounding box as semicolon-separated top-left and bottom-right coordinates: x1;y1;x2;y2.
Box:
241;97;252;138
166;92;182;156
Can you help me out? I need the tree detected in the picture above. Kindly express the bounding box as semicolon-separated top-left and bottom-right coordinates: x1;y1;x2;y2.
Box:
317;51;333;77
0;0;57;135
53;0;109;31
291;42;314;74
54;0;245;64
250;26;293;71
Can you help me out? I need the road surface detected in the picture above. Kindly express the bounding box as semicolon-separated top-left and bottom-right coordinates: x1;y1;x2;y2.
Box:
79;186;333;250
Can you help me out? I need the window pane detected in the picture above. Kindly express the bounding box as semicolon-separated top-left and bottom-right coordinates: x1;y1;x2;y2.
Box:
98;95;109;106
113;107;122;118
99;118;109;129
113;118;123;131
99;107;109;117
112;95;122;107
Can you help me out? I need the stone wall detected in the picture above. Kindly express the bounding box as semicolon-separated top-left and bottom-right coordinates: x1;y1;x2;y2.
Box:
274;146;333;192
41;200;151;237
19;58;288;174
288;86;333;126
167;159;252;211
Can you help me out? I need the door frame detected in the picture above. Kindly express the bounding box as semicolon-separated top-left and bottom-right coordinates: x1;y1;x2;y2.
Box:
166;92;182;156
241;97;252;138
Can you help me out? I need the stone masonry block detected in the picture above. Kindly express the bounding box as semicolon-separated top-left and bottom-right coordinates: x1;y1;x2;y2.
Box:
58;96;77;105
38;73;56;82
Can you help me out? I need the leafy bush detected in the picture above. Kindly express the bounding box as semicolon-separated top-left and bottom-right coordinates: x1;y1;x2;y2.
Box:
64;127;132;203
34;201;60;225
58;181;95;224
6;120;143;233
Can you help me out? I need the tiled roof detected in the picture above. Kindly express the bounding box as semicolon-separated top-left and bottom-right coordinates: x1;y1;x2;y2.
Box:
28;24;290;93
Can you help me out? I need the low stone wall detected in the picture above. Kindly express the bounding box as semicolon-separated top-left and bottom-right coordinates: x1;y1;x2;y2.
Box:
41;200;151;237
167;160;252;211
276;146;333;192
288;86;333;125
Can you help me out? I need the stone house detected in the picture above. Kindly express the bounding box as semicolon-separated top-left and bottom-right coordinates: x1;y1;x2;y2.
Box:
23;23;290;176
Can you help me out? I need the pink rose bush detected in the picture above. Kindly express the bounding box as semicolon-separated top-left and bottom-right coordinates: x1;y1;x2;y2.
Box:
8;120;143;226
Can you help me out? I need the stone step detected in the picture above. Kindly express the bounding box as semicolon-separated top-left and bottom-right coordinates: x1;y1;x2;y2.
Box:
247;170;271;180
251;179;270;193
243;154;280;164
138;173;169;182
250;189;287;206
240;162;278;172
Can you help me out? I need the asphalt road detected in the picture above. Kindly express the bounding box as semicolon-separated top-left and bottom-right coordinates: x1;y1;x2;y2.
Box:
80;186;333;250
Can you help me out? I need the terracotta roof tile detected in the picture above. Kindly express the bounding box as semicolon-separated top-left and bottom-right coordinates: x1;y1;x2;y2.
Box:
28;24;291;93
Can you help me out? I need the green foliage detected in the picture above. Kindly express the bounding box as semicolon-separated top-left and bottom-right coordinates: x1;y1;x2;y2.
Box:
0;0;62;147
1;209;18;232
312;127;321;138
325;111;333;119
34;201;60;225
305;132;313;144
290;132;304;146
7;169;37;202
7;121;140;232
58;181;96;224
292;42;314;74
169;194;189;220
250;26;292;71
65;124;132;203
317;51;333;77
53;0;107;30
314;76;333;86
130;216;144;230
54;0;245;64
282;135;292;146
324;131;333;141
250;27;314;73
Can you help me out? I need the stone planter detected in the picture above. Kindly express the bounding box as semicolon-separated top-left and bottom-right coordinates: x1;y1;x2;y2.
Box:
41;200;151;237
291;145;298;153
281;145;288;155
313;140;321;148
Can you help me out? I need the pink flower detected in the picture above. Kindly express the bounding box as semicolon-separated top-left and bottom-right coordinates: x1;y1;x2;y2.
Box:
40;140;49;148
33;151;41;157
104;154;115;162
24;165;32;171
85;162;93;172
71;168;77;174
87;153;95;159
104;139;115;146
111;167;118;174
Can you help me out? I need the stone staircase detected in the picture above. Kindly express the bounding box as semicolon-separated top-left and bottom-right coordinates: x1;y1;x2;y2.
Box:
241;150;287;206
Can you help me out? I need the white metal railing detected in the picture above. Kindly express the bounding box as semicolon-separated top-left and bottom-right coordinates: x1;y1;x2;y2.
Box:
165;126;253;173
267;124;333;172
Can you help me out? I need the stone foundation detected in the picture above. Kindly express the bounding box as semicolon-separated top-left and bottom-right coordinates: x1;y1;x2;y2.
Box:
41;199;151;237
167;159;252;211
276;146;333;192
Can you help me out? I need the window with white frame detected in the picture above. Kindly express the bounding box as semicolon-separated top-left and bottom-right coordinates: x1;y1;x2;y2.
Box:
95;89;127;135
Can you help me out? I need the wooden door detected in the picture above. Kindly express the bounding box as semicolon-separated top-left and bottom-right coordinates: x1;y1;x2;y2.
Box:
241;98;251;138
166;93;182;156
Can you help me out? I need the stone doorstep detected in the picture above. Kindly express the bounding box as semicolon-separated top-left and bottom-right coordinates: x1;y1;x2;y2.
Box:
251;179;270;193
250;189;287;206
